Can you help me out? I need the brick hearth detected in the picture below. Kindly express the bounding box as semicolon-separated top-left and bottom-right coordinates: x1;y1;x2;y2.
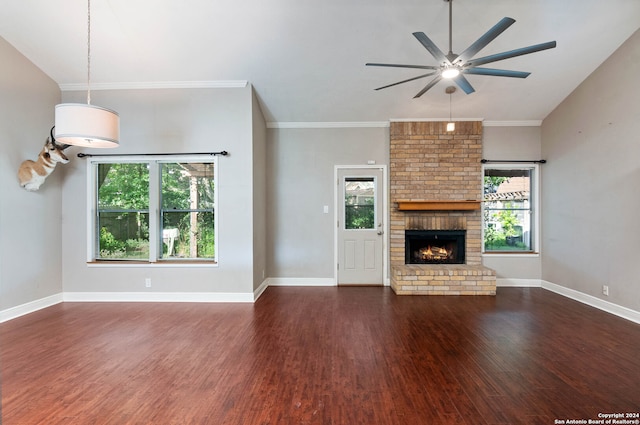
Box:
390;121;496;295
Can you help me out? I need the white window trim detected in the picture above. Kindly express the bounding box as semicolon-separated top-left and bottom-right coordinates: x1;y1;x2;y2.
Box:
86;155;219;265
481;162;540;256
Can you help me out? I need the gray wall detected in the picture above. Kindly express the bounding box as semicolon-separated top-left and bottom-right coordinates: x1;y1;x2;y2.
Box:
482;125;543;282
59;85;262;297
0;37;63;311
266;126;389;280
541;29;640;312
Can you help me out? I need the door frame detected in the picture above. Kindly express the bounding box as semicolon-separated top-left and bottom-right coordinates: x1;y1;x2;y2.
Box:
334;165;389;286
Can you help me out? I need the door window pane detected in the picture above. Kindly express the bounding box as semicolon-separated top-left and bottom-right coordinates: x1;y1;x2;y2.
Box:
345;177;375;230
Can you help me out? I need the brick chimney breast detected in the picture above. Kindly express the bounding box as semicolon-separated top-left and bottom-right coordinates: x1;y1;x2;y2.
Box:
389;121;496;295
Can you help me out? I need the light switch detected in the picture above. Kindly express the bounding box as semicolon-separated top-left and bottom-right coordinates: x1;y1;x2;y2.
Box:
323;205;329;214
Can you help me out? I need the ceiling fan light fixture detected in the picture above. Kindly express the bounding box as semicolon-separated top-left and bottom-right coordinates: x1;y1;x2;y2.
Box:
441;67;460;79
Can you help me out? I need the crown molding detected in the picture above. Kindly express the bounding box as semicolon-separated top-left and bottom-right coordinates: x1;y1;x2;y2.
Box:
483;120;542;127
54;81;545;130
266;119;543;129
58;80;249;91
389;118;541;126
389;118;483;122
267;121;390;129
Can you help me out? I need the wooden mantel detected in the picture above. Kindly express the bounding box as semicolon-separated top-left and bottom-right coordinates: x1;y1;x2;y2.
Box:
396;200;482;211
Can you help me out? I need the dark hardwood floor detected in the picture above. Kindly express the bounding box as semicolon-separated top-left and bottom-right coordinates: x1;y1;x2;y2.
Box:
1;287;639;424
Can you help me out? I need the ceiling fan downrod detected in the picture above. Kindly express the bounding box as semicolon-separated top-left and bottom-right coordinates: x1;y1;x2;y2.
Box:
446;0;453;56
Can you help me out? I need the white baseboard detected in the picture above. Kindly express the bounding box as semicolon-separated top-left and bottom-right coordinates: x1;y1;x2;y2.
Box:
267;277;336;287
0;280;325;322
497;278;542;287
63;292;255;303
542;280;640;325
0;293;63;323
4;280;639;326
497;279;640;324
254;279;269;301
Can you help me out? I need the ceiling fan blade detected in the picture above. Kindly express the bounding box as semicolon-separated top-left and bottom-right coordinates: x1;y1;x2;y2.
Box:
366;62;440;70
466;41;557;67
412;32;449;64
413;75;443;98
374;72;437;91
453;74;475;94
463;68;530;78
454;17;516;65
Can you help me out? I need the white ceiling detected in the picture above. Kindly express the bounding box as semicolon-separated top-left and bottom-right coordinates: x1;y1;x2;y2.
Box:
1;0;639;124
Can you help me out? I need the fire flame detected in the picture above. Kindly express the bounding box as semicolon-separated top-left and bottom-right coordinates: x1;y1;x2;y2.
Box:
417;245;451;261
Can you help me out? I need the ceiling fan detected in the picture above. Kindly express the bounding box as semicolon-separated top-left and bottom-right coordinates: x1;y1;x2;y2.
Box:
366;0;557;98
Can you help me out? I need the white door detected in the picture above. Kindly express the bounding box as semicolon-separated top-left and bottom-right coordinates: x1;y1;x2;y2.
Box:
337;168;384;285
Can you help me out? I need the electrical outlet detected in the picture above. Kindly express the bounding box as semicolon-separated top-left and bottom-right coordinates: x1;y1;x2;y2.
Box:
145;278;151;288
602;285;609;296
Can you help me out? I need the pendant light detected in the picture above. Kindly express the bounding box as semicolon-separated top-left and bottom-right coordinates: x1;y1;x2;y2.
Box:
446;86;456;132
54;0;119;148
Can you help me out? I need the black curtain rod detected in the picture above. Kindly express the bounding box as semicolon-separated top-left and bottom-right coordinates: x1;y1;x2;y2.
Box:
77;151;228;158
481;159;546;164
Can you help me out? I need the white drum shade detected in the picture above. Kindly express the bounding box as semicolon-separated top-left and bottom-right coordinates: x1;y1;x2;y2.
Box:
54;103;120;148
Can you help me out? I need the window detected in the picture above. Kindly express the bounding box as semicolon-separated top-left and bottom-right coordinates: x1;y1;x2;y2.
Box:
90;156;217;263
483;165;538;253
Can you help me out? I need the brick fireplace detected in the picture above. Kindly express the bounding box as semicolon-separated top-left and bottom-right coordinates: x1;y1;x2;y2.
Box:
390;121;496;295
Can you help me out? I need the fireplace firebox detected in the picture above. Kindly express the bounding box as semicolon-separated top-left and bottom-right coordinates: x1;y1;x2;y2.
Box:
405;230;466;264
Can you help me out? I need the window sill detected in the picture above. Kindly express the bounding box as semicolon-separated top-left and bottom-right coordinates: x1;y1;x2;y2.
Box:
482;252;539;258
87;260;218;268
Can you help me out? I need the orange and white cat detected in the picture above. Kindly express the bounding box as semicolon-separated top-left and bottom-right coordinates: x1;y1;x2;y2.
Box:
18;138;70;191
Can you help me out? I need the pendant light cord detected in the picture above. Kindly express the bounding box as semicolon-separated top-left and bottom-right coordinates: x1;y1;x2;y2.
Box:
86;0;92;105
